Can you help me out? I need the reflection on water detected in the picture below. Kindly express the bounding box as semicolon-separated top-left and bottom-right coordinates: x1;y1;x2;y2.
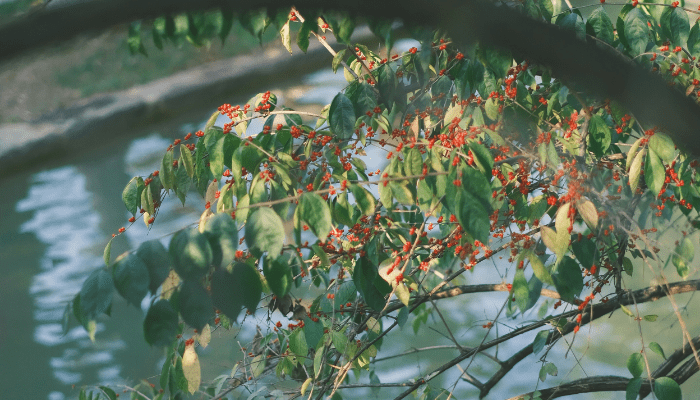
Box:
16;166;127;399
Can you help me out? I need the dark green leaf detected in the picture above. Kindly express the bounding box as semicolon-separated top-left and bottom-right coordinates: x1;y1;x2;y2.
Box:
178;280;215;331
586;7;614;44
349;184;376;216
653;377;681;400
297;193;332;241
627;352;644;378
246;207;286;259
263;255;293;298
688;22;700;57
135;240;170;294
79;269;113;321
626;377;642;400
478;44;512;78
203;212;238;268
297;19;312;52
219;9;234;44
112;253;149;307
169;228;213;280
661;7;690;46
175;161;190;205
211;263;262;321
304;316;324;349
122;176;143;216
329;93;355;140
346;81;378;117
144;300;178;347
645;148;666;198
624;8;651;56
557;12;586;41
587;115;611;156
552;257;583;302
326;13;355;44
289;327;308;357
532;330;549;354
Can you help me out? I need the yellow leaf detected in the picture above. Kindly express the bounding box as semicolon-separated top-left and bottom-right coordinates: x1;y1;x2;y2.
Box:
576;199;598;230
301;377;312;395
555;202;571;235
183;344;201;394
87;320;97;343
198;208;213;233
197;324;211;349
160;270;181;300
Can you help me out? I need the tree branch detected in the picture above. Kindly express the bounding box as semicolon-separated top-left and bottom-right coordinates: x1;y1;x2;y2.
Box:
2;0;700;156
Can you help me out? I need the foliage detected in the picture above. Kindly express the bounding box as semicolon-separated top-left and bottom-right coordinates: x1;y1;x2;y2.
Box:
68;3;700;400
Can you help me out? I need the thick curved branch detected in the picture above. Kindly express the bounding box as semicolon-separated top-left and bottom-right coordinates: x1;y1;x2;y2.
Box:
2;0;700;155
509;336;700;400
391;279;700;399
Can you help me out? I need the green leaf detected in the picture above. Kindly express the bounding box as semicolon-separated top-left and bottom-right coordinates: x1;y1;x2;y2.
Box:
626;377;642;400
207;128;226;178
485;97;499;121
98;386;117;400
649;133;676;163
329;93;355;140
654;377;682;400
144;299;178;347
650;342;666;359
477;44;512;78
551;257;583;302
178;280;215;331
624;8;651;56
331;331;348;354
346;81;378;117
159;354;172;391
629;148;645;193
203;212;238;268
245;207;286;259
645;148;666;197
122;176;143;216
289;327;309;357
304;316;324;349
353;257;387;312
513;269;530;313
169;228;213;280
444;165;493;244
79;269;113;322
643;314;658;322
404;147;423;177
377;63;396;106
219;9;234;44
212;264;260;321
175;160;190;205
136;240;171;294
297;19;311;52
179;144;194;178
524;250;554;285
469;142;494;177
688;21;700;58
627;352;644;378
128;21;147;56
349;184;376;216
672;237;694;278
587;115;611;156
586;7;614;44
112;253;150;307
297;193;332;241
532;330;549;354
161;150;175;190
327;13;355;45
280;21;292;54
621;304;635;317
263;255;293;298
557;12;586;40
661;7;690;46
104;239;112;267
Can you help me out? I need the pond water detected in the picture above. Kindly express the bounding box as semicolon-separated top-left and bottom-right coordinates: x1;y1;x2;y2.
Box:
3;42;700;400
